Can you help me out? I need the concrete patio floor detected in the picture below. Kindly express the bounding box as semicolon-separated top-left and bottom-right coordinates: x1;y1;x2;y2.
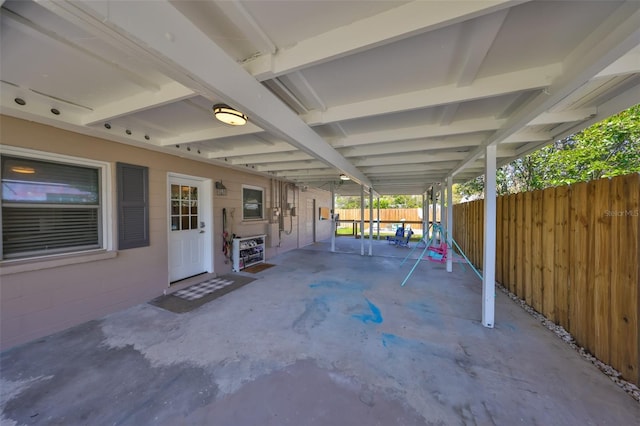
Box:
1;238;638;425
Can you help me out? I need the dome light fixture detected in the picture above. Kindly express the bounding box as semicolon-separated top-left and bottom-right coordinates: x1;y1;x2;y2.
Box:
212;104;247;126
340;174;350;181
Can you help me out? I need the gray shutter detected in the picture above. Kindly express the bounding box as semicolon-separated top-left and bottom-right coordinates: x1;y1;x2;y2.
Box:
117;162;149;249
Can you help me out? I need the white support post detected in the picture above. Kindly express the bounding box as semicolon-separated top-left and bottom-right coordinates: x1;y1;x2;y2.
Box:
482;145;497;328
376;197;381;240
422;193;426;239
446;176;454;273
368;191;373;256
330;182;336;253
440;183;445;231
431;185;437;240
360;185;365;256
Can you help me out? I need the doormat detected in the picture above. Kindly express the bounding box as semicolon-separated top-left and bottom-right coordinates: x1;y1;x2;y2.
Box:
242;263;275;273
149;274;256;314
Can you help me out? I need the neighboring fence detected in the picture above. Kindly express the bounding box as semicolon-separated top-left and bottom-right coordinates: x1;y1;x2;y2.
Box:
335;207;441;223
453;173;640;386
334;207;441;237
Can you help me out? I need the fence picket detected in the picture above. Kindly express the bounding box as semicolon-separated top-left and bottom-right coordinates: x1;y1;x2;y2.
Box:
554;186;570;329
615;174;639;385
509;194;517;294
592;178;612;365
542;188;556;321
570;181;590;352
531;190;543;313
523;191;533;306
516;192;525;299
496;196;504;284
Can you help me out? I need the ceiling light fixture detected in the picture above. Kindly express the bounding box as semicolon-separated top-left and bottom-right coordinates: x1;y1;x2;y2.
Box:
340;174;350;181
212;104;247;126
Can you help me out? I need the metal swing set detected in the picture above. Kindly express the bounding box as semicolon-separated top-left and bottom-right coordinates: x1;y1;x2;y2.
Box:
399;222;483;287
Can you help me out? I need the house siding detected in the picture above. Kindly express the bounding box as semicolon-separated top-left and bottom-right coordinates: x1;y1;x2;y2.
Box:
0;115;332;349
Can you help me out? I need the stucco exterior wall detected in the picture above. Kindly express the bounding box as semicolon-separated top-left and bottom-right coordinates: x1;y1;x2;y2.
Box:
0;116;332;349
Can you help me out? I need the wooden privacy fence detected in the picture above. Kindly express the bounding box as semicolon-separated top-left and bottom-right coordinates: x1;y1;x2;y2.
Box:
335;207;441;223
453;173;640;386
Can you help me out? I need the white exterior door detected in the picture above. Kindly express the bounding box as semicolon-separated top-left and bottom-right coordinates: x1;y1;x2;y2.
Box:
169;177;206;282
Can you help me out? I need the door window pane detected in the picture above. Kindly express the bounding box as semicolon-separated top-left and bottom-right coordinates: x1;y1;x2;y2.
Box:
170;183;199;231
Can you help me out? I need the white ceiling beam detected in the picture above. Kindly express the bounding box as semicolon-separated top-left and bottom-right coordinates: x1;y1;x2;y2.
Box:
159;123;264;146
60;0;372;188
256;160;328;172
274;169;338;178
456;9;509;86
352;148;513;168
339;136;480;157
353;152;470;167
371;177;445;184
227;151;313;165
439;104;459;126
368;168;451;176
452;1;640;176
527;108;597;126
82;81;195;125
207;142;293;158
595;49;640;79
502;131;552;144
331;118;505;148
266;78;309;114
359;163;461;174
302;64;559;126
214;0;276;55
285;71;327;111
243;0;527;80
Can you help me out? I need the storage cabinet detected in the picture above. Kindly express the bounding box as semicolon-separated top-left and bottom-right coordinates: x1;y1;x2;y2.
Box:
232;235;266;272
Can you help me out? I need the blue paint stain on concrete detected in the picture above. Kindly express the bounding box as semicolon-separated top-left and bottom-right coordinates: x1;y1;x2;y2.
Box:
352;299;383;324
380;333;433;352
381;333;402;348
382;333;410;347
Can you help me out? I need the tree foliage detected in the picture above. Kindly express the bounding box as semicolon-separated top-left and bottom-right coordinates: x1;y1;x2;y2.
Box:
336;194;423;209
456;104;640;199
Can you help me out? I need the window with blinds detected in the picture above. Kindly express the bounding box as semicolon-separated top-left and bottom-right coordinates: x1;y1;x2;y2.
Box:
1;155;101;259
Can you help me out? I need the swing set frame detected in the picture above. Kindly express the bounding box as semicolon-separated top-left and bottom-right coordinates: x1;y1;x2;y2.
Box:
399;222;483;286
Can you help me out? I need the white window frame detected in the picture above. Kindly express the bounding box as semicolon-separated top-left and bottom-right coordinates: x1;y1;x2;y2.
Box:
0;145;113;262
242;184;264;221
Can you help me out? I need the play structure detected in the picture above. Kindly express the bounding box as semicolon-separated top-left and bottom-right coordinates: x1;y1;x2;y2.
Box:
400;223;483;286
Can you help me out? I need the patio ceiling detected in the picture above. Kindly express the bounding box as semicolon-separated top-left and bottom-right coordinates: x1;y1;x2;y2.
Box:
1;0;639;196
